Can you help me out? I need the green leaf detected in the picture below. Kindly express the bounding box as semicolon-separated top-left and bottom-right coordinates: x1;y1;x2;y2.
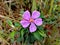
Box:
28;34;36;43
33;31;43;41
14;22;20;27
40;12;45;18
10;31;15;39
9;31;16;43
20;29;24;38
38;26;44;30
7;20;13;26
38;30;46;37
19;29;25;41
7;20;14;28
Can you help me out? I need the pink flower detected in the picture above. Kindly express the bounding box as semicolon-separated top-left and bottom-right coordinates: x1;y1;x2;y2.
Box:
20;10;43;32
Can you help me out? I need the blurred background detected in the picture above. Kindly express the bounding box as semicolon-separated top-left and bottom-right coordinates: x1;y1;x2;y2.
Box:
0;0;60;45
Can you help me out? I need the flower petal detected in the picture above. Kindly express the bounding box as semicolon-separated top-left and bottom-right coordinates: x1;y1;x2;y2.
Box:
34;18;43;26
23;10;30;20
20;20;30;28
32;10;40;19
29;23;37;32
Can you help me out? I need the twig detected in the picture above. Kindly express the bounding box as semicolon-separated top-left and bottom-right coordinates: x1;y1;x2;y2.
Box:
0;15;14;20
0;14;21;22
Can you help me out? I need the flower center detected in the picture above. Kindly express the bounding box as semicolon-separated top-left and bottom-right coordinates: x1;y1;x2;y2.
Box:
29;18;34;22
